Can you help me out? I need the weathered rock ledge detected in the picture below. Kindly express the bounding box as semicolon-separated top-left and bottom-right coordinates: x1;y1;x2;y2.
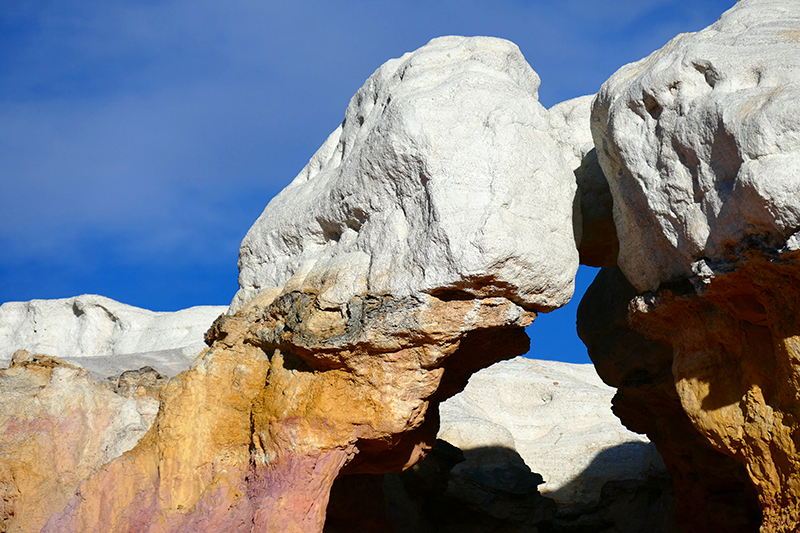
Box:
42;290;534;532
630;247;800;532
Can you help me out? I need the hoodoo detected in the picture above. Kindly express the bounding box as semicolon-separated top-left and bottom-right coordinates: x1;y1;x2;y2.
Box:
42;36;580;532
2;2;799;531
584;1;800;531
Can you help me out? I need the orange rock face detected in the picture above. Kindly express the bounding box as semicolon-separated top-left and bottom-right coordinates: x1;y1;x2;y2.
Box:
578;268;761;533
581;247;800;533
629;251;800;533
43;290;534;532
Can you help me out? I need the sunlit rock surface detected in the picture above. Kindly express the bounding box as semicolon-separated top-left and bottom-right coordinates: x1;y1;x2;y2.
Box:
628;255;800;533
592;0;800;293
0;352;163;533
439;357;655;506
0;295;226;377
43;36;579;533
438;357;679;532
589;1;800;531
232;35;578;314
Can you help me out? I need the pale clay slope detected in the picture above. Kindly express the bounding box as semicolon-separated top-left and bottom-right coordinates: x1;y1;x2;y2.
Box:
0;294;226;377
593;0;800;291
233;36;579;313
439;357;658;507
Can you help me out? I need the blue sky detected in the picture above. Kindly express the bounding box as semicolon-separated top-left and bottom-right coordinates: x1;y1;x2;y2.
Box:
1;0;734;363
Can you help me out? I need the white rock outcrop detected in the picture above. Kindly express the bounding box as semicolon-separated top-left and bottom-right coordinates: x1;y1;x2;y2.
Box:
0;295;226;376
438;357;658;507
233;36;579;313
549;95;617;266
592;0;800;291
549;94;596;182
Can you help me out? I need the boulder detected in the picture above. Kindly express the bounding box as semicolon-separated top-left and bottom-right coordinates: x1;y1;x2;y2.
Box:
0;294;226;377
233;35;578;314
592;0;800;293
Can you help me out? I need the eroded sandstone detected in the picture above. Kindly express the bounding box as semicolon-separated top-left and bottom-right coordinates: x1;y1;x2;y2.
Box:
592;0;800;293
233;36;578;313
548;95;618;268
578;268;762;533
587;1;800;530
43;291;535;532
41;35;578;532
0;352;162;533
628;250;800;532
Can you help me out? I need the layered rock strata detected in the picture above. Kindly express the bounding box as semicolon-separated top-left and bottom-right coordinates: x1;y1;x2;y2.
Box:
42;36;579;532
587;1;800;531
0;351;163;533
42;289;534;532
629;254;800;532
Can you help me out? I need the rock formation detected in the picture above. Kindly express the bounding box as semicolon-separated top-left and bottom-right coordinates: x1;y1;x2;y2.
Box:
41;36;580;532
578;268;762;533
438;357;654;507
549;95;618;268
380;438;558;533
3;1;800;530
591;0;800;294
232;35;578;313
0;351;163;533
582;1;800;531
0;295;226;378
383;357;677;532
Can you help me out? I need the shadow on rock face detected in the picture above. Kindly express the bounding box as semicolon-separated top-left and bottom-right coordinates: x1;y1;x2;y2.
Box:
577;267;763;533
325;439;679;533
326;440;556;533
542;442;678;533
